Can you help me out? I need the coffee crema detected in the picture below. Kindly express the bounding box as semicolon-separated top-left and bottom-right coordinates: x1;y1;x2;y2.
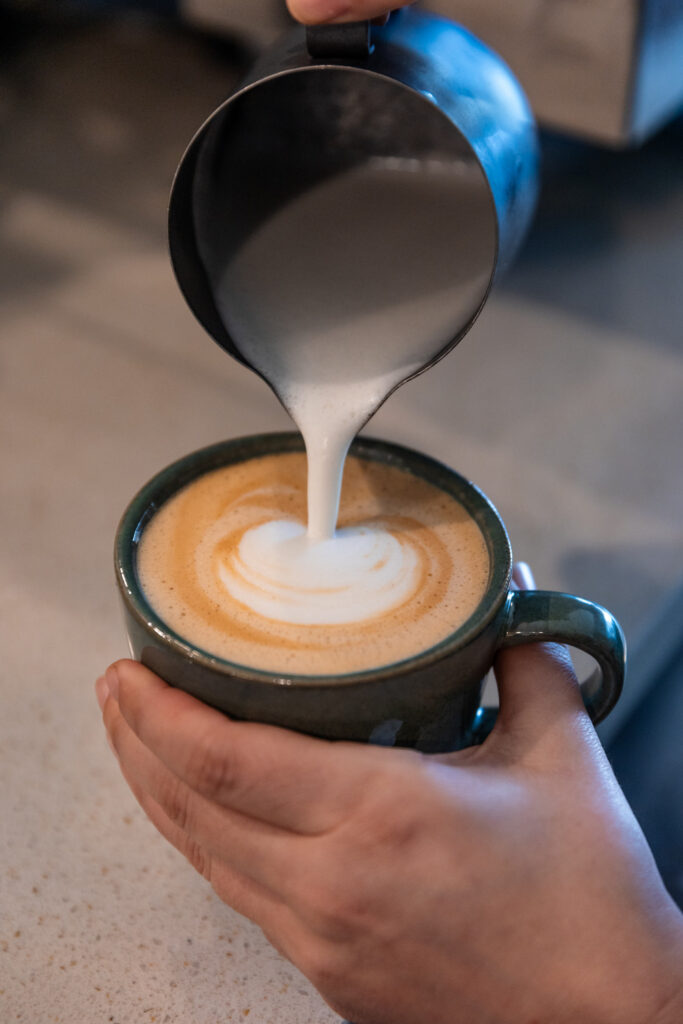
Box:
137;452;490;675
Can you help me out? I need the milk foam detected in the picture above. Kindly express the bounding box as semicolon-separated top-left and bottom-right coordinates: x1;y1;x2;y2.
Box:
217;518;419;625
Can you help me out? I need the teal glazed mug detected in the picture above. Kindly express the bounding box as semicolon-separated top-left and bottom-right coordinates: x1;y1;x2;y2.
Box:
115;433;626;753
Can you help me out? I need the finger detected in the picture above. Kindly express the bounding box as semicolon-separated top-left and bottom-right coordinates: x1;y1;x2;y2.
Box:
105;696;327;971
495;643;581;730
106;660;376;833
287;0;396;25
120;755;301;942
129;781;316;977
493;562;585;742
104;691;307;896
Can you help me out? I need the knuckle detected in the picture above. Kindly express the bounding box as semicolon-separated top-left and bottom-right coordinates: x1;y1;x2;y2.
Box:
374;803;421;850
184;837;211;880
158;774;194;834
184;728;235;802
323;890;368;939
298;941;345;991
302;895;345;939
292;869;338;935
355;770;424;853
292;857;370;941
293;771;428;940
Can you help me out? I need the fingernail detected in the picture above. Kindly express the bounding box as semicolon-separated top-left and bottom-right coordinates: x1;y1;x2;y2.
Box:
105;664;120;703
95;676;109;711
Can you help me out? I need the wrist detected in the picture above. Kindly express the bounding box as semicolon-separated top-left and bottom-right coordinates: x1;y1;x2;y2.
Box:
596;914;683;1024
562;899;683;1024
642;911;683;1024
652;973;683;1024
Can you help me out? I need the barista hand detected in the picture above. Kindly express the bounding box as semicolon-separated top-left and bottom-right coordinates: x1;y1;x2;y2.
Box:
287;0;395;26
97;564;683;1024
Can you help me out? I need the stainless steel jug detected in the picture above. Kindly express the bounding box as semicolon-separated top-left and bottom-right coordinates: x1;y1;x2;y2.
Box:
169;7;539;377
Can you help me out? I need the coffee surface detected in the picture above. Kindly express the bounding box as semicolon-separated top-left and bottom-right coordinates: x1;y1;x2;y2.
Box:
137;452;490;675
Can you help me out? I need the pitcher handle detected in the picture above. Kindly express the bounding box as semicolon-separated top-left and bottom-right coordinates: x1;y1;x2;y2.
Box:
306;21;372;59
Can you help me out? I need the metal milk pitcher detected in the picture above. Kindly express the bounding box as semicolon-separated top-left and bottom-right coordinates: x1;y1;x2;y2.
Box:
168;7;539;378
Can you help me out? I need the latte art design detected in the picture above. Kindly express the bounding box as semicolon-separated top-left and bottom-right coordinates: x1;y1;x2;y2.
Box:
137;453;490;675
214;519;420;626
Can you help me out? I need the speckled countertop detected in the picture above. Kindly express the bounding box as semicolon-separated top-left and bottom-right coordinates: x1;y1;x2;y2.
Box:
2;690;335;1024
2;11;682;1024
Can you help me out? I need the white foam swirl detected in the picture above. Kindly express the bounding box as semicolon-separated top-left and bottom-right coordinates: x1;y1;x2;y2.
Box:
216;519;419;625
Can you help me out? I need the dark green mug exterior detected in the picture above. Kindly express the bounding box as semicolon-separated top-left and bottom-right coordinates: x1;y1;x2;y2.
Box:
115;433;626;753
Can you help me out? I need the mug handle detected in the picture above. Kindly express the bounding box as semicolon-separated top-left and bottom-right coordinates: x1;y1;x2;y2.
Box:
472;590;626;742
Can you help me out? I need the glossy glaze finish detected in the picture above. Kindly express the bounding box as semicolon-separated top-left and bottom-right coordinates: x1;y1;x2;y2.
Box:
501;589;626;724
115;434;625;752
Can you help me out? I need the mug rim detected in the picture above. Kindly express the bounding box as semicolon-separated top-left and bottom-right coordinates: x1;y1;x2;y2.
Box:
115;433;512;687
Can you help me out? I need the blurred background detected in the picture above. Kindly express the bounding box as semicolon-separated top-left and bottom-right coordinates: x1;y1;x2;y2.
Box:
1;2;682;1021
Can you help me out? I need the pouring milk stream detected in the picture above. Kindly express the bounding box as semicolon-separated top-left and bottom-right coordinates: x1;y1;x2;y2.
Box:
199;157;495;625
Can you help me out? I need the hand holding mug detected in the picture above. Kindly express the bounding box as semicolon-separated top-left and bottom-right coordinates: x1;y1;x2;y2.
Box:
97;564;683;1024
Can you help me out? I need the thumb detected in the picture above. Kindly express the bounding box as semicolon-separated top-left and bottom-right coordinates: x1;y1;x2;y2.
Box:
493;563;586;744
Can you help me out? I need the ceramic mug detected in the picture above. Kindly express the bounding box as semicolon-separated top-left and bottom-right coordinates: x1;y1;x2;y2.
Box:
115;433;625;753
